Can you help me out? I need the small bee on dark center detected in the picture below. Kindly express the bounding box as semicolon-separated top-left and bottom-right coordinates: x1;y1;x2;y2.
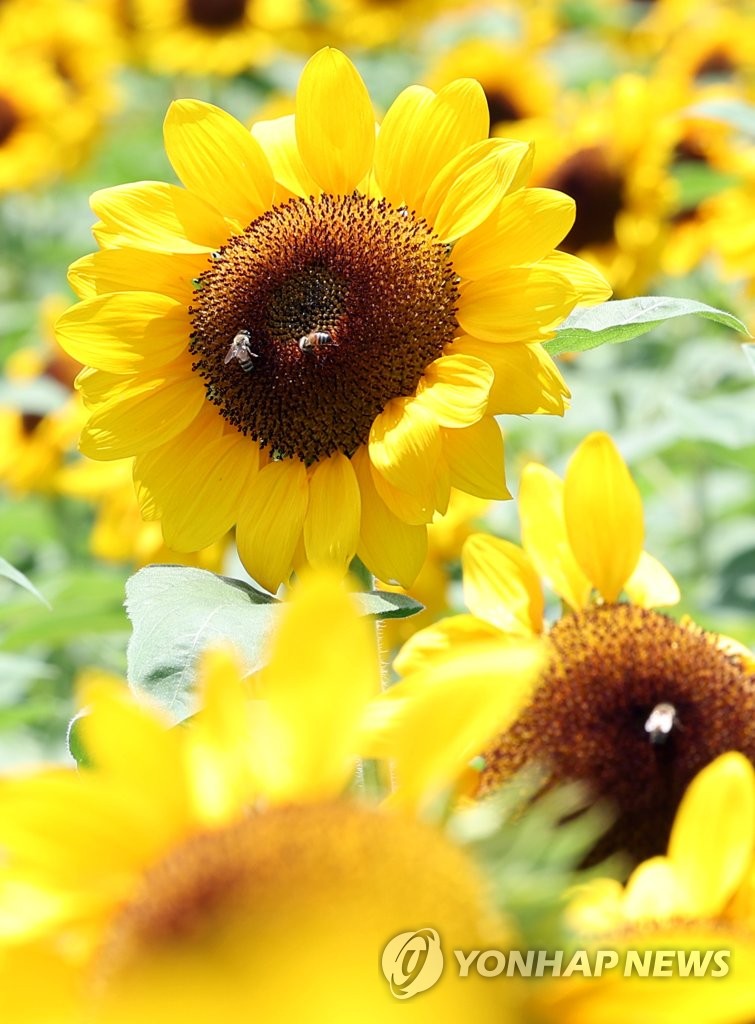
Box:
644;702;679;745
224;330;257;372
298;330;334;353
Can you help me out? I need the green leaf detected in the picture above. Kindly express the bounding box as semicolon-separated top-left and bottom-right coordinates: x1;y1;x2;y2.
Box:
546;297;750;356
744;344;755;375
0;556;50;609
684;99;755;139
354;590;424;620
125;565;280;724
0;376;70;416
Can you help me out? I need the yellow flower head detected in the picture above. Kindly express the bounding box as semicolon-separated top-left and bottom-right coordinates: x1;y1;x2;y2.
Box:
0;569;543;1021
56;47;610;594
398;432;755;865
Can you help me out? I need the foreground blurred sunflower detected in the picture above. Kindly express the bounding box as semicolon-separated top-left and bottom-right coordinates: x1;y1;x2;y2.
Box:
398;432;755;865
56;47;610;593
0;571;543;1022
537;753;755;1024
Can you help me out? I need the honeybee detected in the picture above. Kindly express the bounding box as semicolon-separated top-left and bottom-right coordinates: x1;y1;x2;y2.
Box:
298;330;334;353
224;330;257;372
644;702;678;745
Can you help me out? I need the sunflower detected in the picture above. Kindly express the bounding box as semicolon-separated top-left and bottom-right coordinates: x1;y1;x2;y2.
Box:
423;38;558;146
0;570;543;1022
0;0;121;167
397;432;755;865
531;73;678;296
129;0;312;76
533;753;755;1024
56;47;610;594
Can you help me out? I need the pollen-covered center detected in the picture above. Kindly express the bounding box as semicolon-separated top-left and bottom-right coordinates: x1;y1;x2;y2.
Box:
544;145;624;252
189;192;459;464
478;604;755;866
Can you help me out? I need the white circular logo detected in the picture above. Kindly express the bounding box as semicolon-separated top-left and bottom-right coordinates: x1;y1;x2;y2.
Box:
381;928;444;999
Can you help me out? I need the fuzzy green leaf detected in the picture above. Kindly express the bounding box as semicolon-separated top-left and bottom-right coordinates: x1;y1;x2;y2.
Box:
0;557;51;609
547;297;750;356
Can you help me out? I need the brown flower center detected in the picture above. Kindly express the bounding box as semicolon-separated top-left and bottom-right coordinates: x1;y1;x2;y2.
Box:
0;95;20;147
486;89;522;127
543;145;624;252
189;193;459;464
478;604;755;866
185;0;247;28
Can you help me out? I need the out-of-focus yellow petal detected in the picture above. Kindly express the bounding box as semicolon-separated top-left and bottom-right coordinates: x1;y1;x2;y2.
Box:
461;533;544;635
251;570;380;802
667;752;755;918
563;433;643;603
624;551;680;608
235;458;309;594
623;857;683;921
295;48;375;195
519;462;592;611
374;79;489;212
394;613;506;677
361;639;544;811
303;452;361;572
163;100;275;225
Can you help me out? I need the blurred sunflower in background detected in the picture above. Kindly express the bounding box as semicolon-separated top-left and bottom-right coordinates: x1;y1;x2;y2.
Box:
129;0;314;76
398;432;755;867
56;46;610;594
0;570;544;1022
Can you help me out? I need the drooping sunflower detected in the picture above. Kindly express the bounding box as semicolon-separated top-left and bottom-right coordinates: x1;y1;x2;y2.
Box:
534;753;755;1024
0;570;543;1022
129;0;312;76
397;432;755;865
56;47;610;593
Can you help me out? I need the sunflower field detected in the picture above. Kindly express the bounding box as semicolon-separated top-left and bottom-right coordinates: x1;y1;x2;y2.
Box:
1;0;755;1020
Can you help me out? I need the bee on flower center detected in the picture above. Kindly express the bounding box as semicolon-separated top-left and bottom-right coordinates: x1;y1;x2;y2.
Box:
298;330;334;353
644;702;678;745
224;330;257;372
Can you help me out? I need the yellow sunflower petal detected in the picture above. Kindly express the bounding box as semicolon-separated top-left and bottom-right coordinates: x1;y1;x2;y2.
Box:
369;397;444;506
352;446;428;587
303;452;361;572
295;48;375;195
80;371;205;460
453;336;569;416
56;293;189;373
369;460;434;526
393;613;505;676
362;639;544;811
458;266;579;343
158;434;258;552
374;79;489;212
253;569;380;802
132;403;226;520
235;458;309;594
563;432;644;603
414;353;493;427
251;114;320;198
624;550;681;608
441;417;510;500
519;462;592;611
163;100;274;225
91;181;231;253
667;752;755;918
423;139;533;242
462;533;544;635
623;857;683;921
452;188;576;280
538;250;613;304
67;250;205;302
